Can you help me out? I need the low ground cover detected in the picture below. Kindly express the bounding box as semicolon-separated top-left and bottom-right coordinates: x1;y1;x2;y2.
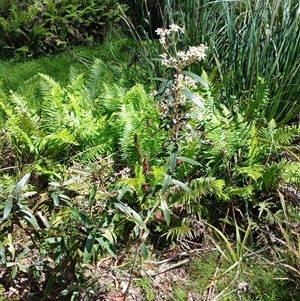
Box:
1;1;300;300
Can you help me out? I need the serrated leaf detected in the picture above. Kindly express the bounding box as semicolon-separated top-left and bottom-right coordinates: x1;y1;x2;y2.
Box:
160;200;171;226
182;70;208;88
172;179;194;195
3;198;13;220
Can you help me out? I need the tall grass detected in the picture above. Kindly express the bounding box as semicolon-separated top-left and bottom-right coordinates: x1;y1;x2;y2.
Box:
124;0;300;125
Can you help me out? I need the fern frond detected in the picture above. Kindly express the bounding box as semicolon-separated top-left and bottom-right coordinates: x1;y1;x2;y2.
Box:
38;73;60;96
86;58;105;101
98;83;126;116
174;177;225;206
282;162;300;185
163;218;191;242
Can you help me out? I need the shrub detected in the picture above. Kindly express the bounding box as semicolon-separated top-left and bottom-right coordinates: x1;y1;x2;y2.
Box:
0;0;127;58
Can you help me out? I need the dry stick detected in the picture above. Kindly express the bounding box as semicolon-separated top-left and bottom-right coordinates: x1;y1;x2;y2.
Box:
156;258;190;275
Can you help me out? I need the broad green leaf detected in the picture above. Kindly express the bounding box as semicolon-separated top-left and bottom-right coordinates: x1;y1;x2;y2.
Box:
140;242;148;259
114;202;127;213
10;264;18;279
162;174;172;196
117;186;133;201
44;275;54;298
3;198;13;220
21;191;37;198
102;229;116;244
17;247;31;260
182;89;205;110
17;263;27;272
182;70;208;88
131;210;147;230
62;178;76;186
160;199;171;226
44;237;62;244
149;77;168;83
114;202;146;230
5;262;17;268
12;173;31;196
37;211;51;230
70;207;92;228
51;192;59;206
172;179;194;195
169;145;178;173
18;204;40;229
83;232;96;263
88;185;97;210
96;237;116;258
59;284;78;296
177;156;202;166
20;213;40;230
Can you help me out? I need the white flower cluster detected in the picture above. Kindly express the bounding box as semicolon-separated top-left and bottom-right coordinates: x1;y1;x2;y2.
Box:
173;74;198;90
160;44;208;69
155;24;185;45
156;24;208;69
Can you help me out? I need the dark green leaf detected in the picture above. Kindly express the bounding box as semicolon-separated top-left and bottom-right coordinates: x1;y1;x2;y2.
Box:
70;207;92;228
83;232;96;263
96;237;116;258
149;77;168;83
169;146;178;173
44;275;54;298
88;185;97;210
140;242;148;259
17;204;40;229
117;186;133;201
